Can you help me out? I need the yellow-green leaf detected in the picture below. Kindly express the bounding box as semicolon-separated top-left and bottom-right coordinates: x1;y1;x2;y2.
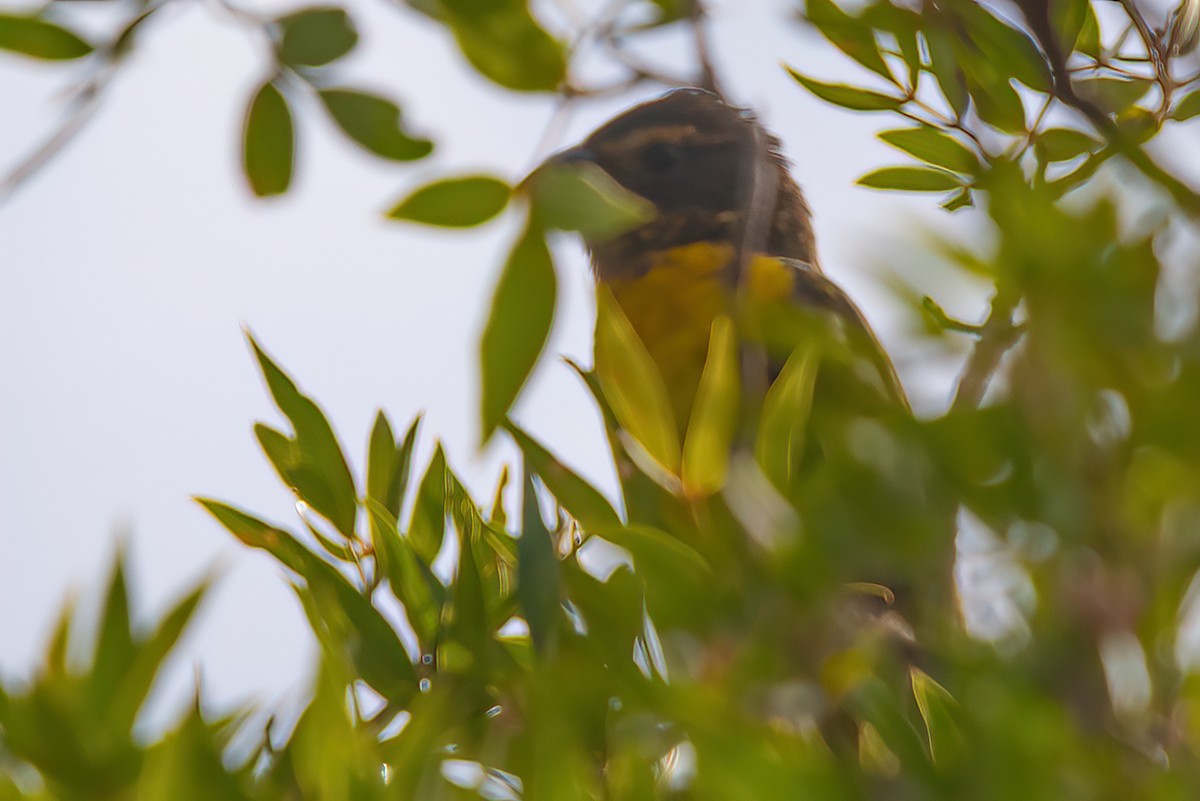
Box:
242;81;294;198
858;166;963;192
388;175;511;227
681;316;741;498
787;68;905;111
0;15;92;60
756;342;818;492
594;286;680;474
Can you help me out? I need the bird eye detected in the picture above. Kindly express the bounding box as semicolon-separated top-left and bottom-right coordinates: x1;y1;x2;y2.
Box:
641;141;679;175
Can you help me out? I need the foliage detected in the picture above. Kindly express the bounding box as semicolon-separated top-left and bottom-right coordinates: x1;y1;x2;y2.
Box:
6;0;1200;798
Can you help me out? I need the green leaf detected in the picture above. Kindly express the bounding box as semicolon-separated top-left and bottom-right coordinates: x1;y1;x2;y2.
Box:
955;2;1051;92
0;15;92;59
444;513;491;676
408;445;448;565
437;0;565;91
277;7;357;67
923;27;969;117
756;342;818;492
387;175;510;227
478;217;556;441
242;81;294;197
517;472;560;654
504;422;621;530
367;412;420;520
878;127;977;173
1051;0;1090;55
594;286;681;474
196;498;309;573
787;68;905;111
88;552;136;722
681;316;740;498
1174;89;1200;121
910;668;964;764
530;160;655;243
805;0;895;84
318;89;433;161
367;501;444;648
248;335;359;539
858;166;963;192
593;525;713;589
1035;127;1101;162
1074;77;1152;114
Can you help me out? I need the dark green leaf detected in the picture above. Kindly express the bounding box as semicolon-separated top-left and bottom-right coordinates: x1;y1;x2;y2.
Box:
805;0;895;83
367;412;420;521
1051;0;1089;55
517;472;560;654
408;445;448;565
504;423;621;530
318;88;433;161
277;7;357;67
0;14;92;59
242;81;294;197
787;68;905;111
367;501;444;648
923;27;969;117
444;513;491;676
248;335;359;538
1035;127;1101;162
479;217;556;442
387;175;510;227
954;1;1051;91
195;498;309;573
878;127;977;173
858;166;963;191
593;525;713;589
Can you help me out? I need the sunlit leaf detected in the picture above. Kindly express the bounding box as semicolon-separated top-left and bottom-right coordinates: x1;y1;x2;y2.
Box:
0;14;92;59
319;89;433;161
437;0;565;91
911;668;964;764
858;166;962;191
387;175;510;227
408;445;448;565
277;7;357;67
681;316;740;498
479;217;556;441
242;81;294;197
787;68;905;111
594;286;680;474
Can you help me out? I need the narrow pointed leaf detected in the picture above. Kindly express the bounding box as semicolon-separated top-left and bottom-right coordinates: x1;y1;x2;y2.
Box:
0;15;92;59
787;69;904;111
682;316;741;498
756;342;819;492
479;217;556;441
518;472;560;654
504;422;620;530
858;166;962;192
878;128;978;173
408;445;448;564
805;0;894;83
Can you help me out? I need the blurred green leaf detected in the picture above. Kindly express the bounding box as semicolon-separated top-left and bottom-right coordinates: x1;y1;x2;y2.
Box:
437;0;565;91
1174;89;1200;121
444;513;491;676
858;166;962;191
1051;0;1090;55
1035;127;1100;162
806;0;894;83
505;422;621;530
139;707;253;801
517;472;561;654
408;445;448;565
277;7;357;67
756;341;818;492
681;315;740;498
911;668;964;764
530;160;655;243
1074;76;1152;114
954;1;1051;92
88;553;136;724
878;127;978;173
242;81;294;197
923;25;970;117
248;334;359;539
787;68;905;111
196;498;309;574
367;501;444;648
594;286;680;474
0;14;92;59
319;88;433;161
387;175;510;227
593;525;712;589
479;217;556;442
1076;0;1101;56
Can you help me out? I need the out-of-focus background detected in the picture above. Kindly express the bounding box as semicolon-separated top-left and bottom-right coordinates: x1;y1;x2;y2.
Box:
0;0;973;716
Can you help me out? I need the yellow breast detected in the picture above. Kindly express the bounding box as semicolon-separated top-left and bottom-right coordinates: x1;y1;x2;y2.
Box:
604;241;797;428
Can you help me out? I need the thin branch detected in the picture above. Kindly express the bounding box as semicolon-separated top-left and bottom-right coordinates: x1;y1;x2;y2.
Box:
951;284;1023;411
689;0;721;95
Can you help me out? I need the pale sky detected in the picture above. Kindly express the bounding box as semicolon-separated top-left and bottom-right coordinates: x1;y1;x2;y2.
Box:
0;0;980;718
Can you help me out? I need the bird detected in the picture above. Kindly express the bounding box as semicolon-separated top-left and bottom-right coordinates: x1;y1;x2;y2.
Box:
543;88;906;437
